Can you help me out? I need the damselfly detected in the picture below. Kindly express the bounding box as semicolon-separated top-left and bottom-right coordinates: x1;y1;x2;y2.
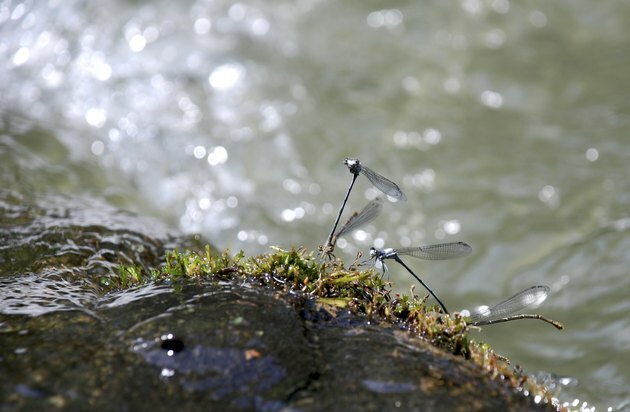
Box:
319;197;383;259
369;241;472;314
461;285;563;330
323;158;406;257
344;158;407;202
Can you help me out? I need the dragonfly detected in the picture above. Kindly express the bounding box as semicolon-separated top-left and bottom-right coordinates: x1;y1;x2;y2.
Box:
323;158;406;257
369;241;473;314
461;285;563;330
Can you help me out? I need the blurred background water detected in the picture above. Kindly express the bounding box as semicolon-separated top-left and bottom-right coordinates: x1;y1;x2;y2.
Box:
1;0;629;410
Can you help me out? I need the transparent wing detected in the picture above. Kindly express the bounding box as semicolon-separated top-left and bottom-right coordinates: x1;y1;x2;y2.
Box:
359;165;407;201
395;241;472;260
335;197;383;238
468;285;550;323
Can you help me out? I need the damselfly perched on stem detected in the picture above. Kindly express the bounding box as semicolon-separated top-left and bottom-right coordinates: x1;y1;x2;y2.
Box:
461;285;563;330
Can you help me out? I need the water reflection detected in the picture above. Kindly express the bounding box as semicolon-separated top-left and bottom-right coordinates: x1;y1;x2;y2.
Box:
479;90;504;109
0;274;98;317
585;147;599;162
209;64;244;91
366;9;404;30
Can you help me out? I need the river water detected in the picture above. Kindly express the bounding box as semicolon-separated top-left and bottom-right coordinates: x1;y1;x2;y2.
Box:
1;1;629;410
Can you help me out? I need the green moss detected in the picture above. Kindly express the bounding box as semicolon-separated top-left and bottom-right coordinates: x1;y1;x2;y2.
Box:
114;246;564;410
116;265;144;288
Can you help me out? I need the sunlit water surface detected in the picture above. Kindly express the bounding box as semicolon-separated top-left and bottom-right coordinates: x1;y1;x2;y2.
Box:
1;1;629;410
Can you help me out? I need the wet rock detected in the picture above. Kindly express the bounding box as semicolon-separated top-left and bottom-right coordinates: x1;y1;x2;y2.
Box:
0;189;200;315
0;190;555;411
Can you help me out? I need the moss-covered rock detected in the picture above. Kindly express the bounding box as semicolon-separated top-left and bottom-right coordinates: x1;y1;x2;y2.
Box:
0;191;565;411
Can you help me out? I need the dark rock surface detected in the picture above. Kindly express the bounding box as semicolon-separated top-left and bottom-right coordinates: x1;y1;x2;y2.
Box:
0;190;554;411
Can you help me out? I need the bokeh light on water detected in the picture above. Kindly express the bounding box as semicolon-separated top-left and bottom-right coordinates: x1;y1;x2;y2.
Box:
2;1;630;409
